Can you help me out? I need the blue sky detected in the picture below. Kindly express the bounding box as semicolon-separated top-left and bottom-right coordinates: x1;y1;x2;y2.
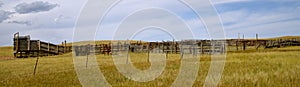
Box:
0;0;299;46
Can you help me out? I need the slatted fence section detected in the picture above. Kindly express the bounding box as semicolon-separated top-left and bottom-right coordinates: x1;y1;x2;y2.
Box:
73;40;227;56
13;32;72;58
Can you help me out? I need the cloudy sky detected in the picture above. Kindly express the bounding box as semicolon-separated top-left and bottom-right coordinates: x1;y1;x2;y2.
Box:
0;0;299;46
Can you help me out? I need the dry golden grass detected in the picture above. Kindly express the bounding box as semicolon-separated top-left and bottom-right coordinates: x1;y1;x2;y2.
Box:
0;46;299;86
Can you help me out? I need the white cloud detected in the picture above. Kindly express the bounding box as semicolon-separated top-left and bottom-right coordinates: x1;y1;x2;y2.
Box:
23;28;74;44
0;10;14;23
219;10;248;24
223;7;300;30
0;1;3;7
54;15;71;24
0;0;300;46
218;5;300;38
94;0;210;41
14;1;58;14
7;20;32;26
228;20;300;38
212;0;251;5
0;0;86;46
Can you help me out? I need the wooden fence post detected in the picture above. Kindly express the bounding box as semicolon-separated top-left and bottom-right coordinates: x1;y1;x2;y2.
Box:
126;41;130;64
243;42;246;51
57;45;59;55
256;33;259;50
236;40;239;51
86;44;90;68
147;42;150;63
172;40;174;54
33;51;39;75
180;43;184;60
162;40;165;53
201;41;204;54
157;41;160;53
64;40;67;53
48;42;50;56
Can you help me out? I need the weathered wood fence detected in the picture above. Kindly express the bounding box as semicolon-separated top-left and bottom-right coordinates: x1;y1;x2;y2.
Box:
226;38;300;51
13;32;72;58
73;40;227;56
14;32;300;57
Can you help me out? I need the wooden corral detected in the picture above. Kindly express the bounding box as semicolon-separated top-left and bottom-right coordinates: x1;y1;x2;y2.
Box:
73;40;227;56
72;38;300;56
13;32;72;58
226;38;300;51
264;39;300;48
14;33;300;57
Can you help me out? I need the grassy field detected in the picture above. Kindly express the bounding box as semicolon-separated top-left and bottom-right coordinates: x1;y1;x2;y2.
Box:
0;46;14;57
0;46;299;86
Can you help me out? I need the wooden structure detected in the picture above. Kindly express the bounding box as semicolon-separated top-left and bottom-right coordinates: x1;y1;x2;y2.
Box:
13;32;71;58
73;40;227;56
265;39;300;48
14;33;300;57
226;38;300;51
73;38;300;56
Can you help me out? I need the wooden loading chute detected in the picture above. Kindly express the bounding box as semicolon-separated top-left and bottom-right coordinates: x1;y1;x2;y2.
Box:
13;32;71;58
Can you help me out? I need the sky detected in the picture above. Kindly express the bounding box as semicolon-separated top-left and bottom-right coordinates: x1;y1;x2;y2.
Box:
0;0;300;46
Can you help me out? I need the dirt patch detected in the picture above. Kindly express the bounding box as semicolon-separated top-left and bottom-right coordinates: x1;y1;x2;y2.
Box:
0;56;15;60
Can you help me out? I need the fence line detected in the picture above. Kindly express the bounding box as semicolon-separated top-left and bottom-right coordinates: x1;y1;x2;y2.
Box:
73;40;227;56
13;32;300;58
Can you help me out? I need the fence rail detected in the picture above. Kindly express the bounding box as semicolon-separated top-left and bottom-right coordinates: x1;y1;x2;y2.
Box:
13;32;300;57
13;32;71;58
73;40;227;56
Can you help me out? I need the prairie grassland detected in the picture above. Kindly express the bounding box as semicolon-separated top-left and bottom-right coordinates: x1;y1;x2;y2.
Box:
0;46;14;57
0;46;299;86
